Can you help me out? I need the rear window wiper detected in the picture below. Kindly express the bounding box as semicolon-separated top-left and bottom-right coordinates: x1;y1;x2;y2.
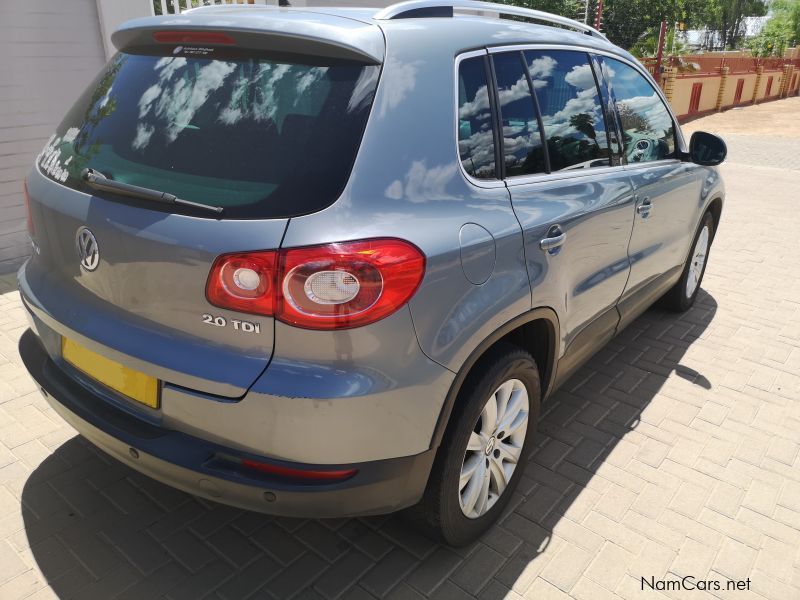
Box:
82;168;224;216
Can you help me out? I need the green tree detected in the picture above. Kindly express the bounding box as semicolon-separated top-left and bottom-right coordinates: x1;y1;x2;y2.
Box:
542;0;708;52
747;0;800;56
617;103;651;132
698;0;769;49
601;0;664;51
569;113;599;148
629;24;689;57
499;0;585;23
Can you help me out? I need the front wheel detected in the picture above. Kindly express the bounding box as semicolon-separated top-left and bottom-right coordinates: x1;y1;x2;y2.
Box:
663;211;715;312
409;344;541;546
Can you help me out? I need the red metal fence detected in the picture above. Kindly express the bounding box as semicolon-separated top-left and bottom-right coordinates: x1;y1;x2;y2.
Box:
664;55;800;75
640;57;659;77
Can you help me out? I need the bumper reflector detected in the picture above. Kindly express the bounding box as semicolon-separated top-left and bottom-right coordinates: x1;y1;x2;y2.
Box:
240;458;357;483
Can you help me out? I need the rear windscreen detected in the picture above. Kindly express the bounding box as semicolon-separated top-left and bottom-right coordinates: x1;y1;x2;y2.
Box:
37;49;380;218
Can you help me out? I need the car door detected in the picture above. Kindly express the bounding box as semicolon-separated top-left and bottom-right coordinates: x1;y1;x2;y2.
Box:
596;55;705;328
498;48;636;381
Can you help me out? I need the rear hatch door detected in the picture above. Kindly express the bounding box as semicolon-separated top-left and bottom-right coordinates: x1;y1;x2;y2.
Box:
24;15;382;397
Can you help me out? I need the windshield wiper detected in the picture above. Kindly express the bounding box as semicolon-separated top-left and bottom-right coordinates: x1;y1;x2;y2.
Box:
82;168;224;216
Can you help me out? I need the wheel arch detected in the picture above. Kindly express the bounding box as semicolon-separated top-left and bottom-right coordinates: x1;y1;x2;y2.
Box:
706;195;723;239
428;307;560;450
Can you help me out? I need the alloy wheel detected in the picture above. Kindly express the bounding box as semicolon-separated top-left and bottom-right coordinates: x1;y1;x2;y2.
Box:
459;378;529;519
686;225;710;298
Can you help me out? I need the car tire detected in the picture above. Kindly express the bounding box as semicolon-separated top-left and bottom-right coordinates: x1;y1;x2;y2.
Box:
408;344;541;546
662;211;715;313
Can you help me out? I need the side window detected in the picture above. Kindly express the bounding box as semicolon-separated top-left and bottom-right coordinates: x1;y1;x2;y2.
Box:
523;50;611;171
590;54;623;165
601;57;677;163
457;56;497;180
491;52;547;177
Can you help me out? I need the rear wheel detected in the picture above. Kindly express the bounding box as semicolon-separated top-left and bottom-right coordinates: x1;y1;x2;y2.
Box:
663;211;714;312
410;344;541;546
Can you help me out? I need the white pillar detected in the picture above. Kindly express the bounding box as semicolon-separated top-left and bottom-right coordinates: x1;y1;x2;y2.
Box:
95;0;155;59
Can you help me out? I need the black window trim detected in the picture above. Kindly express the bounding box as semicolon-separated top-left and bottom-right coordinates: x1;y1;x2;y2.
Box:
589;53;625;167
516;50;552;174
454;49;507;189
580;50;616;169
485;53;506;180
488;51;550;178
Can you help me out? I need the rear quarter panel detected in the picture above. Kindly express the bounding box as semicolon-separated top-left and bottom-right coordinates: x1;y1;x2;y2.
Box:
280;21;534;374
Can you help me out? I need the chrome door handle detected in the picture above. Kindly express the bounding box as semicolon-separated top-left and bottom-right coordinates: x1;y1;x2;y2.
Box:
636;197;652;217
540;226;566;254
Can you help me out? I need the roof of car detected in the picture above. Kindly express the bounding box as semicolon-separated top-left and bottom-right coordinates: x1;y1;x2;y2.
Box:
114;3;626;65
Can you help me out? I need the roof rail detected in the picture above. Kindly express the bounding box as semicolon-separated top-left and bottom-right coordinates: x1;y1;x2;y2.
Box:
374;0;606;38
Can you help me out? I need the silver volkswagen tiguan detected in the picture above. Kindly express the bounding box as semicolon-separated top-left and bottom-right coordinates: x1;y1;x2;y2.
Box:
19;0;725;545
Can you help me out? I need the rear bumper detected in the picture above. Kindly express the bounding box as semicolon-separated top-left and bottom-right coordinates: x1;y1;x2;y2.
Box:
20;329;435;517
18;259;454;465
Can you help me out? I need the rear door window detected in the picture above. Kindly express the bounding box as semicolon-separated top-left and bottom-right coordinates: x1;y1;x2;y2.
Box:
457;56;498;180
491;51;547;177
37;49;379;219
523;50;611;171
598;57;677;163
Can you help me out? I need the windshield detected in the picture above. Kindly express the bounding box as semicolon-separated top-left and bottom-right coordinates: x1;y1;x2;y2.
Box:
37;49;380;218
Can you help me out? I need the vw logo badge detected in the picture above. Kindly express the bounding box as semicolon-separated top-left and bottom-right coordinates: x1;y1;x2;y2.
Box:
75;227;99;271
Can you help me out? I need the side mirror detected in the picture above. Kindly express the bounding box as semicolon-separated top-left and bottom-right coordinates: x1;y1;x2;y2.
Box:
689;131;727;166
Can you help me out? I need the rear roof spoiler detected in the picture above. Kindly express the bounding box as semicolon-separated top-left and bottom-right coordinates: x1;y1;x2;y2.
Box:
111;12;385;64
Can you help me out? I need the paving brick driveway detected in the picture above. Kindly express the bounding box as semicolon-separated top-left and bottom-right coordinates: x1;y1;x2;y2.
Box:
1;98;799;600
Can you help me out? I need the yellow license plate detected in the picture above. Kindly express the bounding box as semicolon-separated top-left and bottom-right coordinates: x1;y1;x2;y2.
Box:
62;337;160;408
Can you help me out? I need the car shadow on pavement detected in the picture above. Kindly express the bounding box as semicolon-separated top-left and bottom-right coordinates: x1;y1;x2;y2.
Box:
21;291;717;599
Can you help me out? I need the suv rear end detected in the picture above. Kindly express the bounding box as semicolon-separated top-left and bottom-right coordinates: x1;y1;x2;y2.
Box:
19;8;453;518
20;2;687;546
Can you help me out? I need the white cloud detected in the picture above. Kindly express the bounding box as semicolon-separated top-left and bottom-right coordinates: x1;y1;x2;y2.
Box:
459;82;491;120
528;55;556;80
564;64;597;91
348;67;378;113
156;60;236;142
295;67;328;96
399;161;459;203
132;123;154;150
62;127;80;144
378;57;420;118
98;85;114;109
138;84;161;118
497;73;531;109
155;56;187;80
618;93;673;133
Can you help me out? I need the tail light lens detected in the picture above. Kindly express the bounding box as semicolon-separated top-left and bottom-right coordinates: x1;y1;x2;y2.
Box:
206;251;277;316
279;239;425;329
23;179;34;236
206;238;425;330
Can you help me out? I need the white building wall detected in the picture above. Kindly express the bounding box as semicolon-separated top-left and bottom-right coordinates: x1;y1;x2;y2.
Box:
95;0;154;59
0;0;108;272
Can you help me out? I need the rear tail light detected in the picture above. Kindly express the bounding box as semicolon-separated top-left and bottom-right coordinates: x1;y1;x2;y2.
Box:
206;238;425;330
279;239;425;329
23;179;34;236
206;251;276;315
